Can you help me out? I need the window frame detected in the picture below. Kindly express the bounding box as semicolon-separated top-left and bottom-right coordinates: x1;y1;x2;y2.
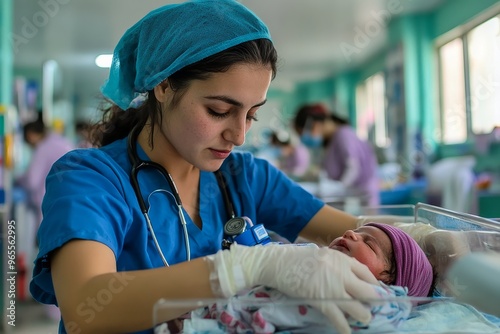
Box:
355;71;388;148
435;9;500;144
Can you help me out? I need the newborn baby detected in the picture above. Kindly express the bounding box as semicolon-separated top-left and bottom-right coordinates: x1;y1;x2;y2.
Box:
329;222;434;297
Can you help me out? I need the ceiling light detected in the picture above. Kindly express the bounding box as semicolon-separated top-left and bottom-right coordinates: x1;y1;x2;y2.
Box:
95;54;113;68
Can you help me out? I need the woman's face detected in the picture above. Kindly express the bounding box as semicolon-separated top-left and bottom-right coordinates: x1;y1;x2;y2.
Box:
156;63;272;171
329;225;392;281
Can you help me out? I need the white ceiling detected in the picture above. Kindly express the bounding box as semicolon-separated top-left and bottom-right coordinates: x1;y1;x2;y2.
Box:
12;0;445;108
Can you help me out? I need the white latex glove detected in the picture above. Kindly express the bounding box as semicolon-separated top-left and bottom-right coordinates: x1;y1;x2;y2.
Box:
206;243;379;334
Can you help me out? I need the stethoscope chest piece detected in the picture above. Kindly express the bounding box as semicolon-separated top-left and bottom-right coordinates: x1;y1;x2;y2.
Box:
224;217;247;236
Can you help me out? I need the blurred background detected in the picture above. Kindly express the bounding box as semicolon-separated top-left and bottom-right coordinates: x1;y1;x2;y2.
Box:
1;0;500;331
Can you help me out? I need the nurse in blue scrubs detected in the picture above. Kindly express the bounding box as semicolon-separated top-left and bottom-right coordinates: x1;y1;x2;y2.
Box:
29;1;379;333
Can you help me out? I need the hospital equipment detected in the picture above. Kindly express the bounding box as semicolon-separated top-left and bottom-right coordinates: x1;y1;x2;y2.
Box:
127;126;270;266
447;252;500;317
152;203;500;333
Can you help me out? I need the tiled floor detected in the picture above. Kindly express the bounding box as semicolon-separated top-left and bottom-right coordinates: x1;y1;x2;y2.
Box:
6;300;59;334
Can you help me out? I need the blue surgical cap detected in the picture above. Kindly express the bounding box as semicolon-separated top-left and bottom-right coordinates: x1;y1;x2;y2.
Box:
101;0;272;110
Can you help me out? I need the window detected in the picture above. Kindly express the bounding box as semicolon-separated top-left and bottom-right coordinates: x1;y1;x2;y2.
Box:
437;14;500;144
467;17;500;134
438;38;467;144
356;72;388;147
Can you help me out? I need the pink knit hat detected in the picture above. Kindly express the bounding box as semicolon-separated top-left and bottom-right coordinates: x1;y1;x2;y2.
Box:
365;222;433;297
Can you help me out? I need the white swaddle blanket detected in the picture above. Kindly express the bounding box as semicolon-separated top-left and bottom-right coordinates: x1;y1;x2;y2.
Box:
156;284;411;334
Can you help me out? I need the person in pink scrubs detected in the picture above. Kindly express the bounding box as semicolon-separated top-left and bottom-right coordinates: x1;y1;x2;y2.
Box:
294;103;379;206
269;131;311;179
17;117;75;225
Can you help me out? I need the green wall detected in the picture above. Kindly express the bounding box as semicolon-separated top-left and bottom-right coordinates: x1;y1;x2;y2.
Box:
0;0;13;326
288;77;336;118
1;0;13;105
334;72;358;122
400;14;436;155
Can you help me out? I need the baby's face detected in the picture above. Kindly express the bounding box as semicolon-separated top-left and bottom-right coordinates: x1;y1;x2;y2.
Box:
329;226;392;281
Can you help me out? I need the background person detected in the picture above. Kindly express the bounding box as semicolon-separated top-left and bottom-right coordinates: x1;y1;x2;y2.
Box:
269;130;311;180
17;115;75;225
294;103;379;206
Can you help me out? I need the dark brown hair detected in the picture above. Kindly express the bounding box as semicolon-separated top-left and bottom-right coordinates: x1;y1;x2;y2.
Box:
91;39;278;148
23;114;46;143
381;248;437;297
380;248;397;285
293;103;349;134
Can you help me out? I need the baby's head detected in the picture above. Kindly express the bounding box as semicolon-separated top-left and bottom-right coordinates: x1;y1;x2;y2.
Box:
329;222;433;297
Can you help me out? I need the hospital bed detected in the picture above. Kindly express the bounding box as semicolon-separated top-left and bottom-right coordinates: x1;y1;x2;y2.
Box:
153;203;500;333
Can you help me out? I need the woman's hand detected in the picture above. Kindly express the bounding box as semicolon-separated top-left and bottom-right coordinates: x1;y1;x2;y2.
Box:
207;243;379;334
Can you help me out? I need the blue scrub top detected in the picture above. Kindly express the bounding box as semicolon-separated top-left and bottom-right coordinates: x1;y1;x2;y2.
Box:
30;136;324;333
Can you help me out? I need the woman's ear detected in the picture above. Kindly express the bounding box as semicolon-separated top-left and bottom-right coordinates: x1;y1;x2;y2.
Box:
154;80;170;103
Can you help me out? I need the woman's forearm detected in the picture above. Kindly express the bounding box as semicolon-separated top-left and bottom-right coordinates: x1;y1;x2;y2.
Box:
51;240;215;334
61;258;213;333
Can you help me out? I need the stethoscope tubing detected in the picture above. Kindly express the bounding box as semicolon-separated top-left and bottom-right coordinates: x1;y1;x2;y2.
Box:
143;211;170;266
128;126;191;266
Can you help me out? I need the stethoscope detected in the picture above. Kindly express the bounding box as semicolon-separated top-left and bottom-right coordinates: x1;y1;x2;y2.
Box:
127;126;270;267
